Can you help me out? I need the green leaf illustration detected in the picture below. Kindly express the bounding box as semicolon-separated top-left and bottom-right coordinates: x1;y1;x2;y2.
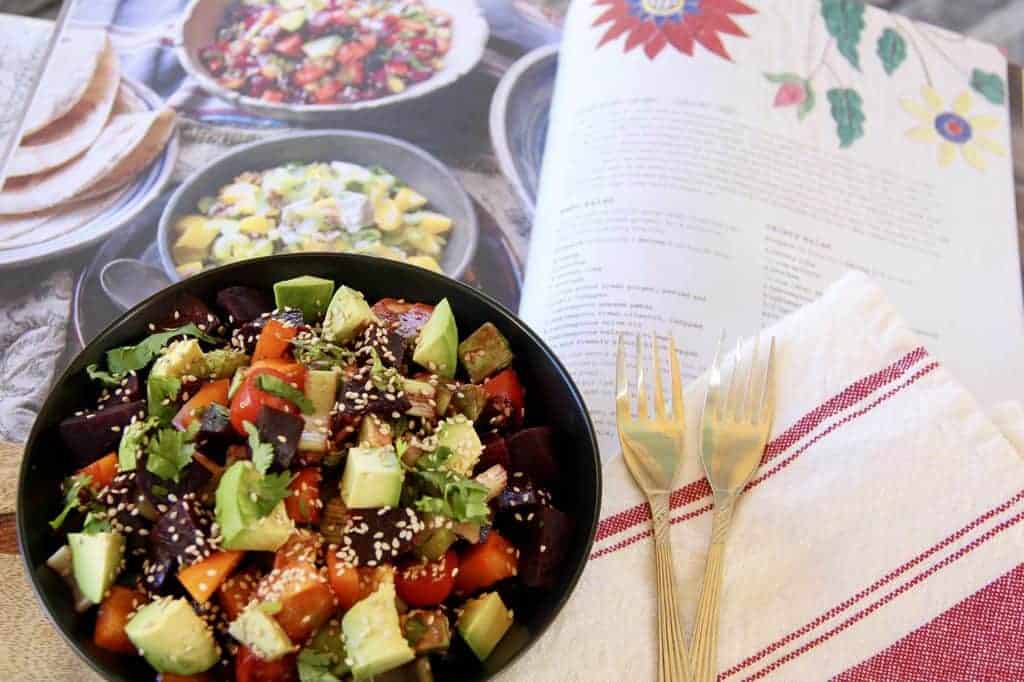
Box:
764;72;803;84
821;0;865;71
827;88;865;148
970;68;1005;105
877;28;906;76
799;80;817;120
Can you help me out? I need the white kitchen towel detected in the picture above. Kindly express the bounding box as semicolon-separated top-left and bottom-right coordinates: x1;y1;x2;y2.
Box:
501;270;1024;681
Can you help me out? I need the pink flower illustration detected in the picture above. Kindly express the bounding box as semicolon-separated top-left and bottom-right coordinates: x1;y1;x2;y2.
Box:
774;81;806;108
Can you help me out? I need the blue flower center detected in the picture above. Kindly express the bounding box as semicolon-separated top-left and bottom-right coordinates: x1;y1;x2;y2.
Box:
934;112;972;145
630;0;702;24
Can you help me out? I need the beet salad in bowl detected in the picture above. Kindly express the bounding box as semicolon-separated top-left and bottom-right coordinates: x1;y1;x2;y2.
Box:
18;254;599;682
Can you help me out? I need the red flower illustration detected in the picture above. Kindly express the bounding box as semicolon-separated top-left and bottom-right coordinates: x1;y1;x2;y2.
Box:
593;0;755;61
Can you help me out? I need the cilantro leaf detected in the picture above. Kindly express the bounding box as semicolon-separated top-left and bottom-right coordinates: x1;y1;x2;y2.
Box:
106;324;219;375
85;364;123;388
255;374;314;414
145;427;196;482
252;472;294;518
243;421;276;475
410;447;490;525
147;375;181;424
82;511;113;535
297;649;341;682
49;474;94;530
291;335;353;369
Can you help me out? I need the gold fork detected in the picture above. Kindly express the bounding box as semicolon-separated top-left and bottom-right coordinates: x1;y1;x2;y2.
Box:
616;333;692;682
690;333;776;682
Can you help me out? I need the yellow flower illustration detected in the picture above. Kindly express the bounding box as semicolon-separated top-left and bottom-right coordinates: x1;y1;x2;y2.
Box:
900;86;1005;171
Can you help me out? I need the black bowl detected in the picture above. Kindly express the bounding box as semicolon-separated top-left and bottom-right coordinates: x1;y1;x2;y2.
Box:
18;253;600;681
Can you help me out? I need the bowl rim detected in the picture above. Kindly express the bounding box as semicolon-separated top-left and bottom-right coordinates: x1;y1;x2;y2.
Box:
17;252;601;682
175;0;490;120
156;128;480;282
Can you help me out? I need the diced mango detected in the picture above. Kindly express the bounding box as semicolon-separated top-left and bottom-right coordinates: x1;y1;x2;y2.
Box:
374;198;403;232
387;76;406;94
239;215;272;235
173;218;219;263
407;255;442;273
394;187;428;212
419;212;453;235
176;262;205;278
175;214;207;236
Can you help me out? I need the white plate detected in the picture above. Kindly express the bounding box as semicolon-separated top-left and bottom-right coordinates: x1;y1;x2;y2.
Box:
0;76;179;268
176;0;490;122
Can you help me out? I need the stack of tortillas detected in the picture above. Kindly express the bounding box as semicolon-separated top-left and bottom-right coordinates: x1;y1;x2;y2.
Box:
0;28;176;250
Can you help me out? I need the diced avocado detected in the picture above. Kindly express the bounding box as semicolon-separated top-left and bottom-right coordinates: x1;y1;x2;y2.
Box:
342;579;415;680
151;339;208;379
204;349;250;379
434;417;483;476
117;417;157;471
456;592;513;662
228;366;248;400
300;415;330;453
301;620;351;678
340;446;404;509
239;215;272;235
358;414;394;448
448;384;487;421
323;286;375;344
172;216;219;264
412;299;457;379
402;379;437;419
458;323;514;383
276;8;306;32
229;603;295;662
433;383;453;415
216;461;295;551
303;34;342;60
67;531;124;604
274;275;336;322
415;525;456;561
125;597;220;675
402;610;451;654
305;368;339;416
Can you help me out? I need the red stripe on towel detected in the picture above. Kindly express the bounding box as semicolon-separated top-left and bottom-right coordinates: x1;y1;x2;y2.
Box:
833;563;1024;682
595;347;929;543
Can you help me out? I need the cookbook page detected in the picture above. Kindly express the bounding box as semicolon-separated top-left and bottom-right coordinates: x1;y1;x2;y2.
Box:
520;0;1024;460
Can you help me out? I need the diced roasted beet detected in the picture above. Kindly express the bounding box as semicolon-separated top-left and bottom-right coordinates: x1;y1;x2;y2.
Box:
256;405;304;470
517;506;573;589
143;552;176;593
101;471;154;539
355;323;409;371
507;427;561;490
195;404;238;463
491;479;551;543
136;458;212;509
96;374;142;409
371;299;434;342
474;432;510;475
333;370;411;422
337;507;424;566
216;285;274;326
149;498;216;571
232;308;305;353
157;293;224;335
59;400;147;467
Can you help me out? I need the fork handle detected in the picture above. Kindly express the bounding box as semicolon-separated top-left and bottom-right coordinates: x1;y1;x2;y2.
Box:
690;495;735;682
650;494;693;682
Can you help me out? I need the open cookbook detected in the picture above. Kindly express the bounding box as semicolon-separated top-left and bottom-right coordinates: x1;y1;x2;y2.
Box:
519;0;1024;461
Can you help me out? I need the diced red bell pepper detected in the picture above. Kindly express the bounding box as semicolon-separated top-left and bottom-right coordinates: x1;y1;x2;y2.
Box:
272;34;304;58
258;561;337;642
235;645;297;682
177;550;245;604
483;368;525;428
285;468;322;524
229;367;303;435
253;319;299;362
77;452;118;491
313;80;342;104
218;565;263;621
455;531;518;595
273;531;322;571
94;585;145;654
172;379;231;430
292;63;326;87
262;89;286;103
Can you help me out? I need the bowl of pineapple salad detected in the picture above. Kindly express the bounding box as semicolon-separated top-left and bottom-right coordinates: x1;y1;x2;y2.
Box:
160;130;478;282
